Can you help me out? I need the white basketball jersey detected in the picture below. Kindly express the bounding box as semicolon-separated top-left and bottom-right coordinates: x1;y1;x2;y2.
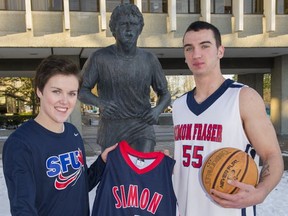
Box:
172;79;259;216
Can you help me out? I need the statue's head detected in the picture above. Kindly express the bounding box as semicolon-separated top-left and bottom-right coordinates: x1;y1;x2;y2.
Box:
109;3;144;38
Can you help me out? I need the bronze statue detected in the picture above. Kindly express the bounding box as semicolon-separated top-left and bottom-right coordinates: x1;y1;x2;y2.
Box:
79;3;171;152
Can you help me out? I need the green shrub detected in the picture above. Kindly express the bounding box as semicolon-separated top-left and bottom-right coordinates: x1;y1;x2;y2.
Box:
0;114;36;129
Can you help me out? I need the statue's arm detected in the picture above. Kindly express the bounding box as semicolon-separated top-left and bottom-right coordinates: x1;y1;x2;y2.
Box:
78;59;101;107
152;55;171;114
142;55;171;124
155;89;171;114
143;86;170;125
78;81;101;108
78;56;118;118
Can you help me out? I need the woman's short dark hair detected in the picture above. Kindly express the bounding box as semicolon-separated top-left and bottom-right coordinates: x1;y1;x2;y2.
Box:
183;21;222;48
34;55;81;93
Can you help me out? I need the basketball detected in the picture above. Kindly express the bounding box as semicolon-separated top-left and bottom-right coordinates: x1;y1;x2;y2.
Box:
201;147;259;194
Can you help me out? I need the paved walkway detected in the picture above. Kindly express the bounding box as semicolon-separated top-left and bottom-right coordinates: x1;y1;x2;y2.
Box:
82;125;175;156
82;125;288;170
277;134;288;170
1;125;288;170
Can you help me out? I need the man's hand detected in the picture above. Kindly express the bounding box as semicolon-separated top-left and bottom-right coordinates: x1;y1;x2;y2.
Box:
210;180;262;209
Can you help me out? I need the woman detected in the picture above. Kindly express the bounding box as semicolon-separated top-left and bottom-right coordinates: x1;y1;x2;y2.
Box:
3;55;117;216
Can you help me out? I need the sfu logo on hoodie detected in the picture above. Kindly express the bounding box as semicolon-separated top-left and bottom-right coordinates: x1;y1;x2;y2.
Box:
46;148;85;190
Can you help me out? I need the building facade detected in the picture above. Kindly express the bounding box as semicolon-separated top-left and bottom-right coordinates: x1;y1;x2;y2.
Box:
0;0;288;135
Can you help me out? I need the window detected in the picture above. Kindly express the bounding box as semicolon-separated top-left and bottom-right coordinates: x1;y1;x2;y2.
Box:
31;0;63;11
142;0;167;13
106;0;133;12
177;0;200;14
0;1;4;10
277;0;288;14
244;0;263;14
0;0;25;11
105;0;167;13
69;0;99;12
211;0;232;14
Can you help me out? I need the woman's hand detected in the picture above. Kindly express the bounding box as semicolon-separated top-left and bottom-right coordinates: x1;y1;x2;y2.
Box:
101;143;118;162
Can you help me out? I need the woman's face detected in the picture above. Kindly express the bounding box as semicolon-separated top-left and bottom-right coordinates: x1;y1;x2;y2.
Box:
37;74;79;127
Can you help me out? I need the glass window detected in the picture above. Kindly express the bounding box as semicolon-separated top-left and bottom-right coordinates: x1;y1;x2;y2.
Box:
244;0;252;13
142;0;167;13
0;0;25;10
69;0;99;12
277;0;288;14
69;0;80;10
106;0;168;13
32;0;63;11
107;0;133;12
211;0;232;14
244;0;263;14
0;0;6;10
177;0;200;14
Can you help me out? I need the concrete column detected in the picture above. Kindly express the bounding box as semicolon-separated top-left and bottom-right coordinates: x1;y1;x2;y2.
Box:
233;0;244;31
200;0;211;23
61;55;83;135
264;0;276;32
168;0;176;31
134;0;142;12
63;0;70;30
237;73;264;97
25;0;32;30
271;56;288;135
100;0;106;30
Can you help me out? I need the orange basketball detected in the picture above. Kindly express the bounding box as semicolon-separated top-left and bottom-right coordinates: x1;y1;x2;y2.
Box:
201;147;259;194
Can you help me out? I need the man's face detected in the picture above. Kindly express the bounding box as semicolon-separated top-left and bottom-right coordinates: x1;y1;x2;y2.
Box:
183;29;224;76
114;14;142;47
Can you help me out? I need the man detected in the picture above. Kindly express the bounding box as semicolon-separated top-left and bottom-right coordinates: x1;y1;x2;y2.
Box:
172;21;284;216
79;3;171;152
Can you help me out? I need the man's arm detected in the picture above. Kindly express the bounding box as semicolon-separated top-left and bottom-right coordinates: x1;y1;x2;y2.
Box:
210;87;284;208
240;87;284;200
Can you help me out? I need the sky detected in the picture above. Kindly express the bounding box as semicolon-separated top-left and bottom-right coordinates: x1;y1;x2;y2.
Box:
1;156;287;216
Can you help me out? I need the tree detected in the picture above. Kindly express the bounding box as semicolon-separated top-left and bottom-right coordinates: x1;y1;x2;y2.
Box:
263;73;271;105
0;77;38;115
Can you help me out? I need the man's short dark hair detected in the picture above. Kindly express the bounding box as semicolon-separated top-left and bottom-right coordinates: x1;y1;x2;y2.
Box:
183;21;222;48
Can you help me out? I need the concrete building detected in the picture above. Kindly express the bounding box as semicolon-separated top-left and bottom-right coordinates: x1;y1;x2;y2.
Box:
0;0;288;136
